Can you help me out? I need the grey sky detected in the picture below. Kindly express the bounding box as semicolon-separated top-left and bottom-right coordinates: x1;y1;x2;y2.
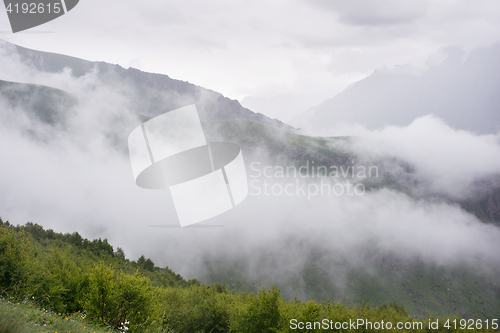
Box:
1;0;500;121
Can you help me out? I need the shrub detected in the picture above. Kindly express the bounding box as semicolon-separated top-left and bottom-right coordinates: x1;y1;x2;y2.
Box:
32;247;86;313
0;226;34;295
84;263;153;331
238;286;282;333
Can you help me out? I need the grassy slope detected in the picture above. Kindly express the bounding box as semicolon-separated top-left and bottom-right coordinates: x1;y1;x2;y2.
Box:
0;300;116;333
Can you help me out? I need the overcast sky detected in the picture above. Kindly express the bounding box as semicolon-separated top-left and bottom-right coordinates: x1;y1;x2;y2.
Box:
1;0;500;121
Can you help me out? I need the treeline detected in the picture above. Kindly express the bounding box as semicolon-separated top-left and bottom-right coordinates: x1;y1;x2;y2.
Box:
0;218;484;332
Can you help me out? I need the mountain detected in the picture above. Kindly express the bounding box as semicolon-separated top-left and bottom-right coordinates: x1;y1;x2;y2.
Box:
292;44;500;134
0;39;355;168
4;40;291;130
1;40;500;320
0;79;77;125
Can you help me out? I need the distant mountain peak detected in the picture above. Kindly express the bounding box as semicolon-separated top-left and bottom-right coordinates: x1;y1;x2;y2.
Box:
293;43;500;134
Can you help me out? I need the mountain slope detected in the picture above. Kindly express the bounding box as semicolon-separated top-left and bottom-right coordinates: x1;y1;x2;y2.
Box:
0;79;77;126
293;44;500;134
1;41;500;323
11;41;292;130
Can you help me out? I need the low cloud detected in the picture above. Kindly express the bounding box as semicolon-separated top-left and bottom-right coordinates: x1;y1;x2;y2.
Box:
320;115;500;200
0;43;499;302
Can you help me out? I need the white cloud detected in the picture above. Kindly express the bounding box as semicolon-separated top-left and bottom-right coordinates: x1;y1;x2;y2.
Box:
322;115;500;199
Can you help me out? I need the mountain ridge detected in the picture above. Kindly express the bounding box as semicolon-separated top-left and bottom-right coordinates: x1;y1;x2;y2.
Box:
3;39;293;131
293;44;500;134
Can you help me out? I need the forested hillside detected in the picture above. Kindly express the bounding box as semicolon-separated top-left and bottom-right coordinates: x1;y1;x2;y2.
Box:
1;218;489;333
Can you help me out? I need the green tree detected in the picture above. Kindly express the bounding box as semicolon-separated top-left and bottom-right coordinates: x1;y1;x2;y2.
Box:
114;247;126;260
174;286;231;333
32;247;86;313
84;263;153;331
0;226;34;295
113;271;153;330
84;263;117;324
137;255;155;272
239;286;282;333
